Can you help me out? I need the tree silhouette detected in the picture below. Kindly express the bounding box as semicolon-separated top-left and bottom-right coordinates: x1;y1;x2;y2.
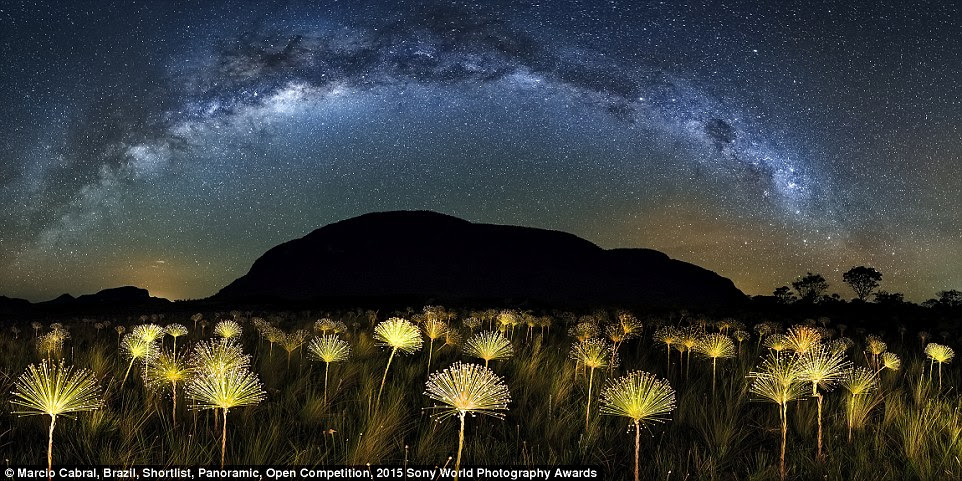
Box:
842;266;882;301
937;290;962;308
773;286;796;304
792;273;828;303
873;290;904;305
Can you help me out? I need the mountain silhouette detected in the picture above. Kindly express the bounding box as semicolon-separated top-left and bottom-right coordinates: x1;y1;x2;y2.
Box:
0;295;31;314
215;211;746;306
0;286;171;318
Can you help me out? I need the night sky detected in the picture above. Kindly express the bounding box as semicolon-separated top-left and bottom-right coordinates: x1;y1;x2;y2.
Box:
1;0;960;302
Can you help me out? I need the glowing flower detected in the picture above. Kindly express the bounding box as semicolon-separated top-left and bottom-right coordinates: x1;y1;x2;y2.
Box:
373;317;423;409
213;320;242;340
308;335;351;402
145;350;192;425
464;331;514;368
187;367;266;468
424;362;510;480
10;360;103;477
600;371;676;481
569;338;616;428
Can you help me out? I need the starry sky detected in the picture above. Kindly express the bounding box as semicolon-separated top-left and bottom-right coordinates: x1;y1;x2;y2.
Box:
1;0;960;302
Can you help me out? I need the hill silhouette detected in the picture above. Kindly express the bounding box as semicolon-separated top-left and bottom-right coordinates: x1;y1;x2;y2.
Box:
215;210;746;306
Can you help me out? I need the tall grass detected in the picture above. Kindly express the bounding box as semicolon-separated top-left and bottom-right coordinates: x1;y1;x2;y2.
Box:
1;309;961;481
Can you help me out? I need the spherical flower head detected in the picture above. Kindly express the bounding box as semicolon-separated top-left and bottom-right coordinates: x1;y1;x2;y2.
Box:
880;352;901;371
262;326;285;344
214;320;243;340
754;323;774;338
606;324;628;343
618;314;642;336
423;319;449;340
50;326;70;341
497;311;520;328
693;333;736;360
443;329;462;347
463;331;514;363
600;370;676;424
424;362;510;421
146;351;192;391
121;333;160;362
679;327;701;350
733;330;750;343
568;321;599;342
785;325;822;354
374;317;423;354
281;329;309;352
749;354;806;405
716;319;735;332
462;317;482;330
828;337;854;355
37;331;66;357
655;326;681;347
925;343;955;364
11;360;103;418
796;346;852;393
314;318;337;333
839;367;878;396
570;338;615;369
763;334;790;352
190;339;251;377
187;367;266;411
865;335;887;356
165;324;188;338
133;324;165;344
308;335;351;364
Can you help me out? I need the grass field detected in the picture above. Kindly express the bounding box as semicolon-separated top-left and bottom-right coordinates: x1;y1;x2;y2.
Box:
1;307;960;480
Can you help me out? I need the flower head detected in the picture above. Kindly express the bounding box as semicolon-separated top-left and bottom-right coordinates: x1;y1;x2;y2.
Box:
308;335;351;364
145;351;192;391
749;354;806;405
190;339;251;377
880;352;901;371
925;343;955;364
865;335;887;356
600;371;676;424
133;324;165;344
214;320;243;340
187;368;266;411
121;333;160;363
693;333;736;360
784;325;821;354
839;367;878;396
570;338;616;369
796;345;851;394
11;360;103;418
165;324;188;338
463;331;514;364
424;362;511;421
374;317;423;354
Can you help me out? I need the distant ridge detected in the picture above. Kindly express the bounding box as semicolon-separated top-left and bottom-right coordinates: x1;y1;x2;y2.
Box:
0;286;171;316
0;295;32;314
215;210;746;306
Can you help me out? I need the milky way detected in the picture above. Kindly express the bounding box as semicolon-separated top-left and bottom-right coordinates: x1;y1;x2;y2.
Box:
1;0;960;301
